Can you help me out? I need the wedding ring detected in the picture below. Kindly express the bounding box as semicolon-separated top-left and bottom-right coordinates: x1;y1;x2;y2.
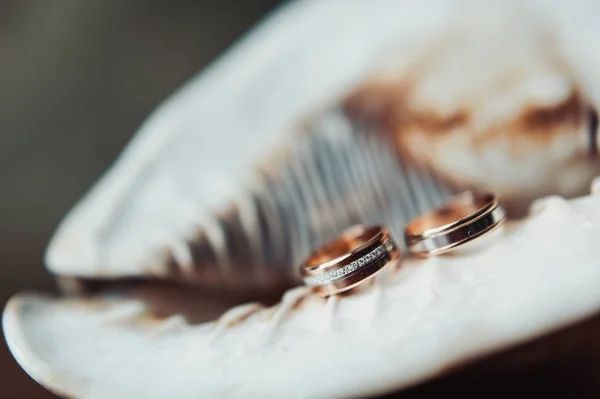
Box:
300;225;400;296
405;191;505;256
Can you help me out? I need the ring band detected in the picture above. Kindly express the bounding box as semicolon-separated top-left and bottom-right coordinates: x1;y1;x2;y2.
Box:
300;225;400;296
404;191;506;256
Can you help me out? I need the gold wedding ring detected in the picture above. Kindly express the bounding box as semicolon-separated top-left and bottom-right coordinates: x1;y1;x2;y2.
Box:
300;225;400;296
405;191;505;256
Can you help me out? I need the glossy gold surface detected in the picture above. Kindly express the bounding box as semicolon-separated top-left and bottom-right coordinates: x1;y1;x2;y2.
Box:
405;191;506;256
300;225;400;296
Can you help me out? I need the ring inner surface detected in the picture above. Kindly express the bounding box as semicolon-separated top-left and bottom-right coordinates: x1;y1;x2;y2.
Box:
305;226;380;267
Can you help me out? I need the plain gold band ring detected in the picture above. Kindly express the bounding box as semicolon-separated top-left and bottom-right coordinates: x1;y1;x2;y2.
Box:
404;191;506;256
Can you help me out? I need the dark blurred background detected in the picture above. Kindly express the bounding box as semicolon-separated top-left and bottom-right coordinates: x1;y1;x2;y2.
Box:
0;1;280;396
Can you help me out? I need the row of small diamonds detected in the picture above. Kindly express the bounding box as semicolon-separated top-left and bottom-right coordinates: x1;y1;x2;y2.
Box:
304;240;394;286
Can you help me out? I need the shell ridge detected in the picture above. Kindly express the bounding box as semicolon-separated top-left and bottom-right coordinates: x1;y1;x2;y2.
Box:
258;287;311;345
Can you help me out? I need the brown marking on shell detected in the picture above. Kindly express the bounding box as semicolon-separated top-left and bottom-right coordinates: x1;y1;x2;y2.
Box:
520;91;583;136
289;291;329;311
343;82;470;141
342;76;598;219
223;305;263;328
345;80;584;152
290;293;308;311
468;91;586;154
72;280;259;325
467;90;585;150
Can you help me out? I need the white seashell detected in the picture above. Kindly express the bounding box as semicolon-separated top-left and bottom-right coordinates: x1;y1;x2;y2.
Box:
44;0;600;290
5;189;600;398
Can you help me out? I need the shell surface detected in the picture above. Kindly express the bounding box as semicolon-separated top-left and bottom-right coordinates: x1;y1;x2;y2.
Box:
44;0;600;290
6;186;600;398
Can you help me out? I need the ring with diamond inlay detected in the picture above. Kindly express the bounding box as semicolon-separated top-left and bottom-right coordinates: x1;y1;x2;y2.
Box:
300;225;400;296
405;191;506;257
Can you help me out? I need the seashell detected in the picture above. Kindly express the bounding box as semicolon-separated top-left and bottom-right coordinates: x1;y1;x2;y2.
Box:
44;0;600;291
5;187;600;398
6;0;600;397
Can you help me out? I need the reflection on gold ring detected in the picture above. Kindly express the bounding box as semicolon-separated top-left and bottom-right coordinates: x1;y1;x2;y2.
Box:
300;225;400;296
405;191;506;256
